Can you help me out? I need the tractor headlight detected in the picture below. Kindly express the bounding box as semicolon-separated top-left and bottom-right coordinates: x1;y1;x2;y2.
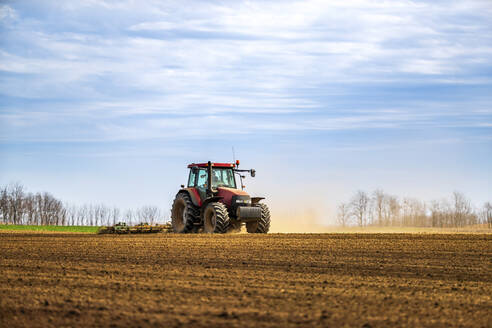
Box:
232;196;252;209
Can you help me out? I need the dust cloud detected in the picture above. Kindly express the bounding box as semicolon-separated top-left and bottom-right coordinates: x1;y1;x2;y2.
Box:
269;207;334;233
260;185;337;233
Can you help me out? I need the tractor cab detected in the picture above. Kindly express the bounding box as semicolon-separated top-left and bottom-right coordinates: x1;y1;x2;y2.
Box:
187;163;237;201
171;161;270;234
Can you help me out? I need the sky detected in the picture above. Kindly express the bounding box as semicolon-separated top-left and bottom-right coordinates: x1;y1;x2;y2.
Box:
0;0;491;225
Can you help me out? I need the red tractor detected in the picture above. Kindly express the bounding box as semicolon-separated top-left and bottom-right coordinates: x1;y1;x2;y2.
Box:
171;161;270;233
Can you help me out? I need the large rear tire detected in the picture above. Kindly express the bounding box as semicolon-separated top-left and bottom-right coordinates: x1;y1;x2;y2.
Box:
171;192;197;233
203;202;230;233
246;203;270;233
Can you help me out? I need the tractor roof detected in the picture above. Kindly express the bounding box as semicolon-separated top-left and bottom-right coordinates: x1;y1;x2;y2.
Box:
187;162;235;168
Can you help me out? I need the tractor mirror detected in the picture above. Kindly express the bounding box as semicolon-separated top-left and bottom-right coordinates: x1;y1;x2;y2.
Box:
250;169;256;177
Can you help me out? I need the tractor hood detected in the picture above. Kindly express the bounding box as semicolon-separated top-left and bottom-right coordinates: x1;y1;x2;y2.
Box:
217;187;249;207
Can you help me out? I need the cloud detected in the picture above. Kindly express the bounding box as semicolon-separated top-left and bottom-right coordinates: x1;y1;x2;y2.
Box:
0;4;17;21
0;0;491;145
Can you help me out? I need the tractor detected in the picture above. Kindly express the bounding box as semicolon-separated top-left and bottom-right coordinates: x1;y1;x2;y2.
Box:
171;161;270;233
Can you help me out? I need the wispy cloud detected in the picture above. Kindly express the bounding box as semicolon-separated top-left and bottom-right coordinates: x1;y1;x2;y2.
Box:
0;0;491;145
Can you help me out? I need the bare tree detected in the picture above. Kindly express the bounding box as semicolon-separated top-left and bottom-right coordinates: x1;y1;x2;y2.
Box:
430;200;442;227
66;204;77;226
77;205;84;226
372;189;386;226
437;199;452;227
401;198;415;226
7;183;25;224
484;202;492;228
0;186;8;223
93;204;108;226
452;192;472;227
111;207;120;225
124;209;134;225
137;206;160;224
59;206;67;226
336;202;350;227
351;191;369;227
387;196;400;226
89;205;96;226
414;199;427;227
24;194;37;225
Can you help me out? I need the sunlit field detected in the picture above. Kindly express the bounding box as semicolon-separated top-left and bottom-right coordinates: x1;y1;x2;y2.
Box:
1;232;490;327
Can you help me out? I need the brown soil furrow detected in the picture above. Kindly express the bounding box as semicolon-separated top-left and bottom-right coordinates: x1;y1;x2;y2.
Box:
0;233;490;327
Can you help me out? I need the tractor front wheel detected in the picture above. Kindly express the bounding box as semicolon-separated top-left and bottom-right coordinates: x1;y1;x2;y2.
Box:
203;202;230;233
246;203;271;233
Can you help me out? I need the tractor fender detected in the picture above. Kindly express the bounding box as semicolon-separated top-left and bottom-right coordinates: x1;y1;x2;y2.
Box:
251;197;265;205
202;196;224;210
179;188;202;207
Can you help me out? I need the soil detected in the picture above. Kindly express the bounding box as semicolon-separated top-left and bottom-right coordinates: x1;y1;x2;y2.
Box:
0;232;491;327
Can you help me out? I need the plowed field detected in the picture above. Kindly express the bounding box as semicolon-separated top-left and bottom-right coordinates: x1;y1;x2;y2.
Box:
0;233;491;327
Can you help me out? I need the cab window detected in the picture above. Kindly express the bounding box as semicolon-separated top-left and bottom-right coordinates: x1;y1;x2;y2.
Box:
196;168;208;189
212;168;236;188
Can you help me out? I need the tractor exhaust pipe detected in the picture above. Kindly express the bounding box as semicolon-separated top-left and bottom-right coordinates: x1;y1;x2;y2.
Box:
207;161;213;197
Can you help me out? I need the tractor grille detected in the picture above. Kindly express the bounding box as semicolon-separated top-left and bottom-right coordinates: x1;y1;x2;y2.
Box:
237;206;262;222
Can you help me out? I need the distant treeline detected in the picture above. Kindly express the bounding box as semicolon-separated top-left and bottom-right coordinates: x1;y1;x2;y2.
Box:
337;190;492;228
0;183;167;226
2;183;491;229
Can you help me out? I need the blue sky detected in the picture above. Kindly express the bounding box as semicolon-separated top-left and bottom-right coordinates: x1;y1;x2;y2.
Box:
0;1;491;224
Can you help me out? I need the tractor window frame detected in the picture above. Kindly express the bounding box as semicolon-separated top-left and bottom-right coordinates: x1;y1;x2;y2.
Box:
187;168;198;187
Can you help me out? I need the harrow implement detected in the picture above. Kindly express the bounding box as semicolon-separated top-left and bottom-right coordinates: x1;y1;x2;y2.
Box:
97;222;172;234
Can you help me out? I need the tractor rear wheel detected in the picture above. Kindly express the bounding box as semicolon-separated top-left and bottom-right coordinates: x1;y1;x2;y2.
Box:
171;192;197;233
203;202;230;233
246;203;270;233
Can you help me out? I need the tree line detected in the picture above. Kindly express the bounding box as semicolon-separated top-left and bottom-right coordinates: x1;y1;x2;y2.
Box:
2;182;491;228
0;183;166;226
337;189;492;228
